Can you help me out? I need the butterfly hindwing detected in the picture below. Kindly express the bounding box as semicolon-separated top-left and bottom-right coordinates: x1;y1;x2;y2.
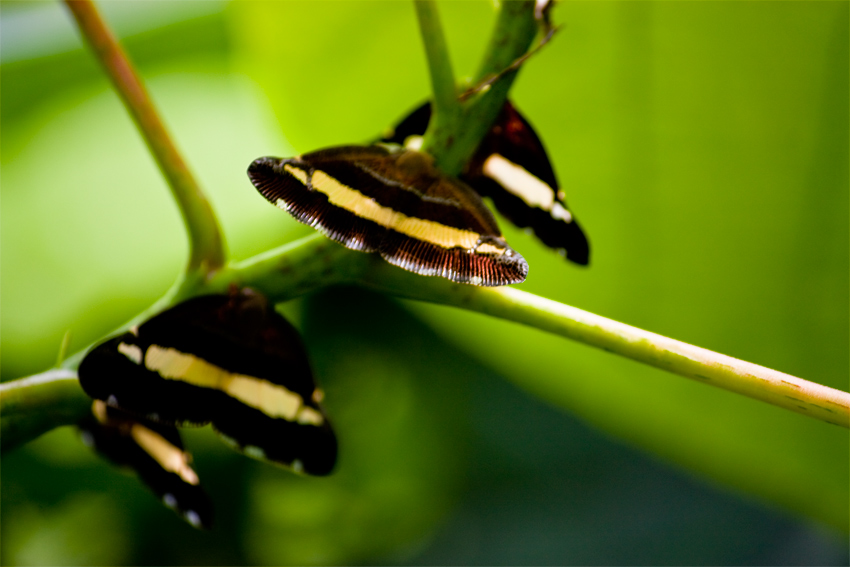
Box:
78;290;337;476
249;146;529;286
383;101;590;265
79;401;213;529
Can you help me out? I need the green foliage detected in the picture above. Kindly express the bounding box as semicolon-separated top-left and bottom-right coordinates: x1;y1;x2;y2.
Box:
1;0;848;564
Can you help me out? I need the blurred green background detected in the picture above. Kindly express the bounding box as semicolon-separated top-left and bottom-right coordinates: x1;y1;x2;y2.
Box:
1;1;848;564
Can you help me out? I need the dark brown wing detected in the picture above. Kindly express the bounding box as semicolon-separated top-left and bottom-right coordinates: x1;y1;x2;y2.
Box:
248;146;528;286
79;402;213;529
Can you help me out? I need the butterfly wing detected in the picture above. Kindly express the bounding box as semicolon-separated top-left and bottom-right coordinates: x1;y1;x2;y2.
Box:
467;102;589;264
79;401;213;529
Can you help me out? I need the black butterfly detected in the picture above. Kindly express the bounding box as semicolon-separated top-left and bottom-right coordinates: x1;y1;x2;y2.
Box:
249;146;528;286
78;288;336;477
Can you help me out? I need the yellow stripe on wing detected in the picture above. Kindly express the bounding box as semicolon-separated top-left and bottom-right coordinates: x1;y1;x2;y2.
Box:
143;345;324;426
282;166;506;254
130;424;200;485
483;154;556;211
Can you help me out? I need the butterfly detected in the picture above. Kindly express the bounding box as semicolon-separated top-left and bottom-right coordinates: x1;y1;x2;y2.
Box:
249;146;528;287
78;288;336;477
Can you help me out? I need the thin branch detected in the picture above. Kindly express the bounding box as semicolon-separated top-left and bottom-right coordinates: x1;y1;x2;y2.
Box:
414;0;458;117
459;23;559;102
55;330;73;367
200;237;850;428
474;1;542;80
418;0;540;175
0;370;91;452
354;264;850;428
64;0;226;273
204;234;367;299
3;232;847;451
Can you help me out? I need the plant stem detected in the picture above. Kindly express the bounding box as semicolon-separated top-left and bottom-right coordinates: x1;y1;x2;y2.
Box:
418;0;539;176
414;0;458;118
204;234;367;299
354;261;850;428
4;232;848;451
474;1;542;81
64;0;226;274
0;370;91;452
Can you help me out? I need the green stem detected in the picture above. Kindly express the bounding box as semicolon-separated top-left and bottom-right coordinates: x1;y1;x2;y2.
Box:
419;0;539;175
4;234;848;450
474;1;542;80
53;235;365;374
63;0;226;274
414;1;458;117
0;370;91;452
357;264;850;427
204;234;368;298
